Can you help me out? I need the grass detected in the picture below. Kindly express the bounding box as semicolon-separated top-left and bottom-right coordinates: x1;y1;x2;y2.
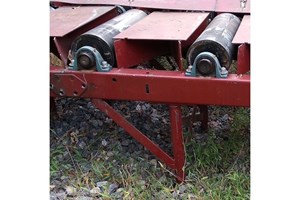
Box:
50;106;250;199
185;129;250;199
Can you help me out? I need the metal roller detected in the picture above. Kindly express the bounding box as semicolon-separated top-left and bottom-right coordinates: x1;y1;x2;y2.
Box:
71;9;147;70
186;13;241;77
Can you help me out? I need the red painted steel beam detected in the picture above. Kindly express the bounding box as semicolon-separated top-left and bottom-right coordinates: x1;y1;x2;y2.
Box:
92;99;191;182
50;67;250;107
237;43;250;74
232;15;250;75
51;0;217;12
92;99;175;168
173;41;184;71
215;0;251;14
52;0;251;13
170;105;185;182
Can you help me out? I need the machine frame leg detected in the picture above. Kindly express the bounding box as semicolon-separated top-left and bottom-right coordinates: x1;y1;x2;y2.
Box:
92;99;186;182
170;105;186;182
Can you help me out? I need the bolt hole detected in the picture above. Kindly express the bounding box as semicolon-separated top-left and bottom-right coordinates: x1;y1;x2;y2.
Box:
145;84;150;94
59;89;64;96
112;78;117;82
54;75;60;81
50;83;53;89
73;91;78;96
82;84;86;89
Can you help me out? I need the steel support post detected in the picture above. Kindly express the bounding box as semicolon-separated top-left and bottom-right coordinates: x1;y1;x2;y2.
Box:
169;105;186;182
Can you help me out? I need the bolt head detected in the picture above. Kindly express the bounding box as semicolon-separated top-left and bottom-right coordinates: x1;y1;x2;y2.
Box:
186;65;193;72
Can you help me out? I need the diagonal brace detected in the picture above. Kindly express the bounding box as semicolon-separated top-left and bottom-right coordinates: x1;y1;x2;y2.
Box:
92;99;175;168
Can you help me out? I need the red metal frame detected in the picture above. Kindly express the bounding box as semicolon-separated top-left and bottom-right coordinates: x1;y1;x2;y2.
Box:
170;105;186;182
51;0;218;12
233;15;250;74
50;2;251;182
50;67;249;181
50;67;250;106
92;99;186;182
237;43;250;74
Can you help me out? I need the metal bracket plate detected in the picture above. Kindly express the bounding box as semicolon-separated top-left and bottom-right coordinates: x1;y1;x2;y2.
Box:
50;74;88;97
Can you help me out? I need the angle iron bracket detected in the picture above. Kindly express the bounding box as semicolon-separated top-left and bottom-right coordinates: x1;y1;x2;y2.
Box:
50;73;88;97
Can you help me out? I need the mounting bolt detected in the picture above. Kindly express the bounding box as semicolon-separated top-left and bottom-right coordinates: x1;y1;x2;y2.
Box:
69;59;74;66
186;65;192;73
59;89;65;96
220;67;228;75
185;65;193;76
101;61;108;69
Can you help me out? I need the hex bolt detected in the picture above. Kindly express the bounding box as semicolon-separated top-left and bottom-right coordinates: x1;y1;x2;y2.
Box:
221;67;228;75
69;59;74;67
59;89;64;96
186;65;193;73
102;61;108;69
